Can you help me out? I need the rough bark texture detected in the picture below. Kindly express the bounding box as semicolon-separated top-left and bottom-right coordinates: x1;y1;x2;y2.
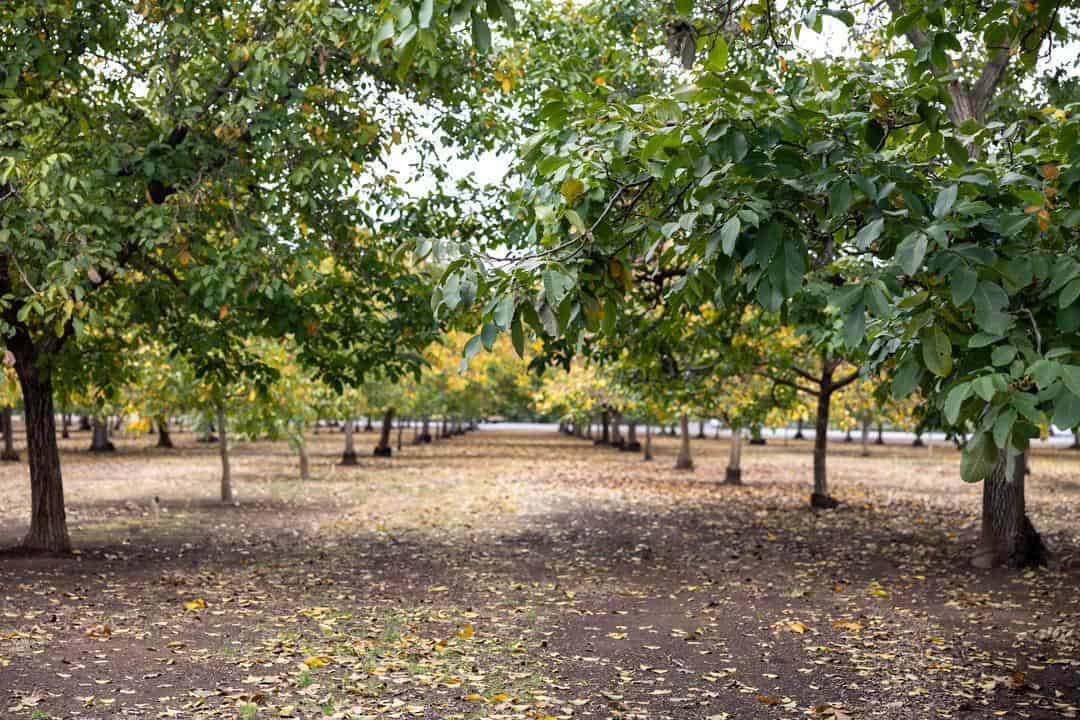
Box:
675;413;693;470
374;407;395;457
623;422;641;452
1;406;18;461
725;427;743;485
973;451;1047;568
156;417;174;448
341;418;358;465
610;411;624;449
595;410;611;445
89;417;115;453
218;406;232;504
11;341;71;553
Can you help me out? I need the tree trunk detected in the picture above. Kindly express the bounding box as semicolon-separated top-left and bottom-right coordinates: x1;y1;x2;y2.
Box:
749;425;766;445
364;416;374;432
1071;429;1079;449
60;412;70;440
973;451;1046;568
794;417;805;440
844;428;854;443
624;421;641;451
11;341;71;552
397;417;404;451
811;383;839;509
611;410;624;448
78;415;91;432
912;429;925;447
112;414;122;431
89;417;115;452
596;410;610;445
418;416;432;444
725;427;743;485
876;420;885;445
156;417;174;448
218;405;232;504
341;418;358;465
1;406;18;461
675;413;693;470
643;422;653;461
298;435;310;481
697;420;706;439
586;419;593;439
374;407;395;456
860;412;871;457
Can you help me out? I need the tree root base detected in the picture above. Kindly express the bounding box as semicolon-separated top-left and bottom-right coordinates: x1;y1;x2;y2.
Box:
339;451;359;466
724;468;742;485
1;451;19;462
372;446;392;457
810;493;840;509
621;442;641;452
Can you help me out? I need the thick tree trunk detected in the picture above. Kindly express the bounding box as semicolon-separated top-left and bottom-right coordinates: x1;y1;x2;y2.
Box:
643;422;653;461
60;412;70;440
156;417;174;448
218;405;232;504
78;415;91;432
298;435;310;481
973;451;1046;568
418;416;432;444
89;417;115;452
374;407;395;456
112;414;122;431
12;343;71;552
725;427;743;485
697;420;706;439
623;421;641;451
675;413;693;470
364;416;374;432
860;413;871;457
811;382;839;509
2;406;18;461
341;418;358;465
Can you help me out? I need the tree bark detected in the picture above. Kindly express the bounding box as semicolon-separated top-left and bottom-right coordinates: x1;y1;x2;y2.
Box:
623;421;641;451
11;341;71;552
341;418;358;465
860;412;871;457
794;417;805;440
1;406;18;461
156;417;174;448
643;422;653;461
611;410;624;448
876;420;884;445
60;412;70;440
811;373;839;509
397;417;404;451
218;405;232;504
374;407;395;456
675;413;693;470
78;415;91;432
298;435;310;481
595;410;611;445
725;427;743;485
364;416;374;432
89;417;115;452
697;420;706;439
418;416;432;444
973;451;1046;568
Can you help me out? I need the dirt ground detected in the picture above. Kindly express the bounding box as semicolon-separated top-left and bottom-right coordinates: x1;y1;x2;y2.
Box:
0;426;1078;720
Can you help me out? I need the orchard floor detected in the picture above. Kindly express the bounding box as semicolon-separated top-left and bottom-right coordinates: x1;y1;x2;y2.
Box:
1;428;1079;720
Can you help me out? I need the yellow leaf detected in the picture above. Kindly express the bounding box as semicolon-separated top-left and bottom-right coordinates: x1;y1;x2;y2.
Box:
489;692;510;703
183;598;207;611
456;624;474;640
785;620;809;634
560;178;585;203
303;655;332;668
1042;164;1060;180
464;694;485;702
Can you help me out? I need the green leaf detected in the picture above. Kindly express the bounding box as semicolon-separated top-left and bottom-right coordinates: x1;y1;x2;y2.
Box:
705;35;728;72
464;334;483;361
828;181;852;217
1060;278;1080;308
842;302;865;348
944;381;971;424
991;345;1016;366
972;281;1010;335
675;0;693;14
542;268;573;309
419;0;434;28
950;266;977;305
896;232;928;274
720;215;740;255
920;326;953;377
494;295;513;329
993;407;1017;450
854;218;884;249
960;431;997;483
933;185;958;218
1061;365;1080;397
1052;390;1080;429
892;353;921;400
480;321;498;350
510;315;525;357
471;11;491;53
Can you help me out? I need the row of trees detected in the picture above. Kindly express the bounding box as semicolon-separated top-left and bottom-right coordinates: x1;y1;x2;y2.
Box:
4;0;1076;571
